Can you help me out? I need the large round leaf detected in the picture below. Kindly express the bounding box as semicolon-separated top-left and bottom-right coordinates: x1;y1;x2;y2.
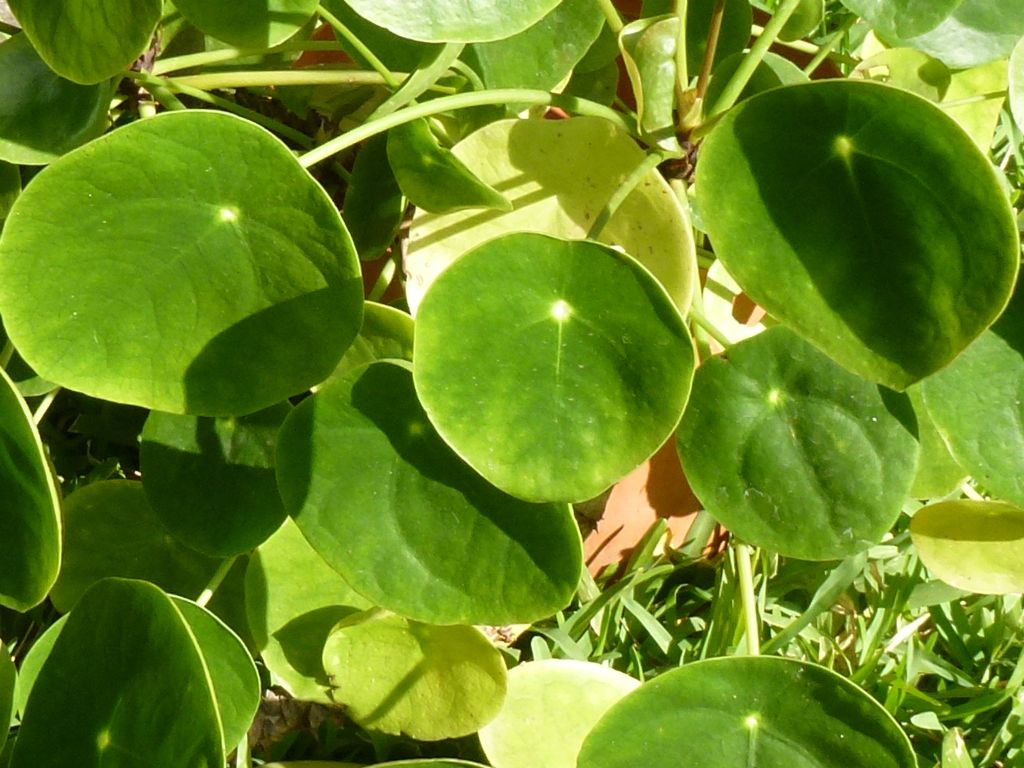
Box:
406;117;697;315
8;0;161;84
329;301;414;381
140;403;291;556
677;326;919;560
839;0;959;39
911;500;1024;594
50;480;222;612
577;657;916;768
277;360;582;623
414;233;694;503
321;610;506;740
0;365;60;611
0;34;112;164
173;0;317;48
0;110;363;416
905;385;964;499
245;518;372;702
898;0;1024;69
478;660;640;768
11;579;225;767
342;0;560;42
697;80;1019;390
921;288;1024;506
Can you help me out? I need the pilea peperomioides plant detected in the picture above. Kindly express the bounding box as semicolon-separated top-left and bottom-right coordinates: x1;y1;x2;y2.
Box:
0;0;1023;766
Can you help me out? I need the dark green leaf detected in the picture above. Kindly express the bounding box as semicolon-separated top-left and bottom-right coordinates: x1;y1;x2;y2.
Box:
320;0;440;71
343;135;405;261
172;0;317;48
686;0;752;76
697;80;1019;389
140;403;291;557
898;0;1024;69
0;648;13;755
277;361;582;623
677;327;918;560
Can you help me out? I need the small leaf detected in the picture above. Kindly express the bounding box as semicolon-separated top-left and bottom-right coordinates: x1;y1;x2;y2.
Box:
329;301;414;381
387;118;511;213
479;660;640;768
0;365;61;611
905;385;964;499
50;480;222;613
780;0;823;41
911;500;1024;594
7;0;161;83
140;403;291;557
577;657;916;768
341;0;561;42
414;233;694;503
322;610;506;740
12;579;225;767
172;0;317;48
620;16;680;150
465;0;605;90
677;326;919;560
344;135;405;261
0;110;363;415
0;34;112;164
406;117;697;315
276;361;582;623
942;728;974;768
697;80;1019;389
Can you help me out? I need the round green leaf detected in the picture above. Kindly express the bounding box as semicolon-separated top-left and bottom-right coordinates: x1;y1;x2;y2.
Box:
704;50;808;116
911;500;1024;594
577;657;916;768
170;597;261;752
344;135;405;261
921;288;1024;506
140;402;291;556
406;117;697;315
342;0;560;42
839;0;959;39
0;365;60;611
780;0;823;41
322;610;506;740
173;0;317;48
898;0;1024;69
478;660;640;768
0;110;363;416
0;34;111;164
906;385;964;499
0;161;19;220
465;0;605;90
50;480;223;613
677;326;919;560
12;616;64;718
330;301;414;380
11;579;224;767
0;647;14;755
320;0;439;72
277;360;582;623
697;80;1019;390
245;518;372;702
8;0;161;84
414;233;694;503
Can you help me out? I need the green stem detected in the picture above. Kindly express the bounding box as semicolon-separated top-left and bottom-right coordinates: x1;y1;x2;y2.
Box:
317;2;401;89
448;58;487;92
695;0;726;101
367;256;398;302
151;40;345;76
802;14;857;76
33;388;61;426
171;69;395;90
299;89;634;168
674;0;689;92
939;90;1008;110
196;555;239;607
588;151;666;239
139;76;188;111
0;340;14;370
705;0;805;118
596;0;625;34
734;542;760;656
131;71;314;147
688;303;732;349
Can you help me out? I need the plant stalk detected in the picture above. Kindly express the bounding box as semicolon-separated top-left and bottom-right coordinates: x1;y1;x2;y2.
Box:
299;89;633;168
802;14;857;76
33;388;61;426
588;151;666;239
695;0;726;101
151;40;345;76
170;69;396;90
734;542;760;655
596;0;625;34
196;555;239;607
317;2;401;89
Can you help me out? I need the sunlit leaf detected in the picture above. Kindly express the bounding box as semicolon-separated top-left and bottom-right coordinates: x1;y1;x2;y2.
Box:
839;0;958;39
897;0;1024;68
322;610;506;740
173;0;317;48
479;660;640;768
0;366;60;611
578;657;916;768
911;500;1024;594
277;361;582;623
620;16;680;150
329;301;414;381
905;385;964;499
677;326;918;560
697;80;1019;390
7;0;160;83
342;0;561;42
1012;36;1024;133
0;110;363;415
414;233;694;503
